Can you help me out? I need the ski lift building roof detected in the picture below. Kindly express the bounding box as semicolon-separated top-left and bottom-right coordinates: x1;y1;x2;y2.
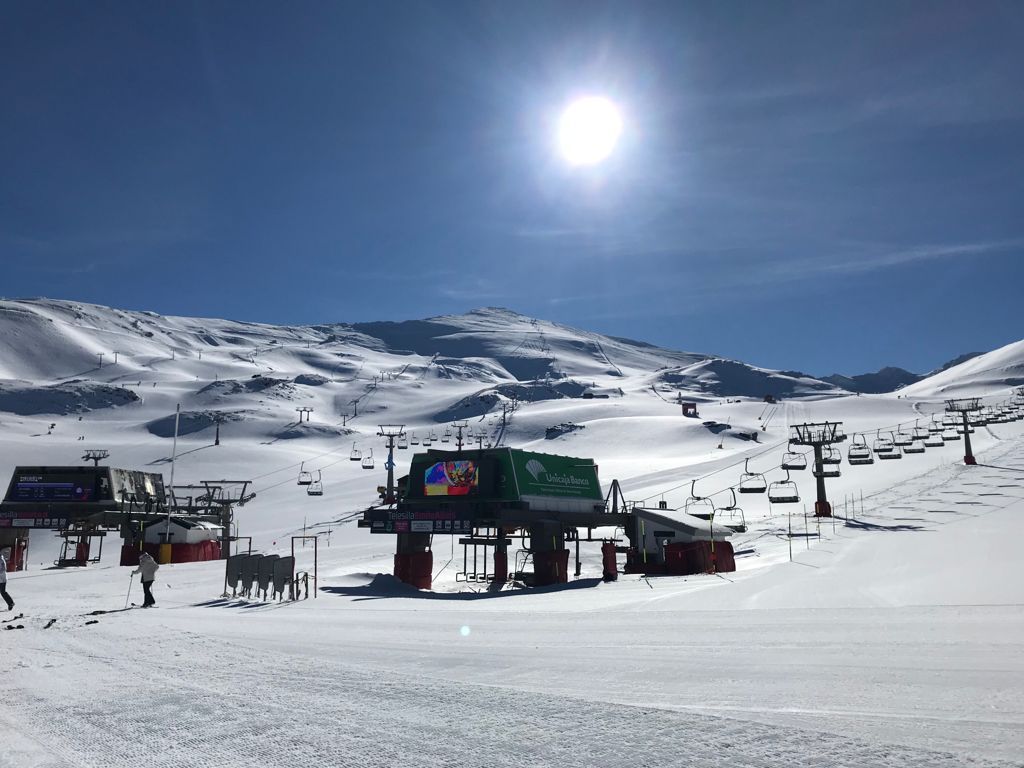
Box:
143;517;224;544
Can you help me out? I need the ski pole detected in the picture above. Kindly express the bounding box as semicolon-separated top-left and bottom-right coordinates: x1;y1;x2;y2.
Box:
125;572;134;608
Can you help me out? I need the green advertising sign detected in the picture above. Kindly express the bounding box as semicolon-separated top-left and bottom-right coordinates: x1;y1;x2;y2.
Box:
508;450;602;501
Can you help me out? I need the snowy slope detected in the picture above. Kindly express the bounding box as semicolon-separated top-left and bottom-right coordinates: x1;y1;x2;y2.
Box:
1;298;1023;767
897;338;1024;397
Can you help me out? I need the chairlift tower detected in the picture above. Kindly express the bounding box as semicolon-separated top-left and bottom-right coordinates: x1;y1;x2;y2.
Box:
295;406;313;423
945;398;981;465
377;425;406;504
452;421;469;452
789;422;846;517
213;413;226;446
82;449;109;467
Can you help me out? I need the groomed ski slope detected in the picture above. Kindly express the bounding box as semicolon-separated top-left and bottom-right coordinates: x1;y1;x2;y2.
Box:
2;424;1023;767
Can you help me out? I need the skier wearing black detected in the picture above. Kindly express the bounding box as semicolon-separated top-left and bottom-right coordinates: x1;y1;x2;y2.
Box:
0;547;14;611
133;551;160;607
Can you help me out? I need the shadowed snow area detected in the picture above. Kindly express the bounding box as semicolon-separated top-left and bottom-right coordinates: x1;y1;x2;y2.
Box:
1;297;1023;767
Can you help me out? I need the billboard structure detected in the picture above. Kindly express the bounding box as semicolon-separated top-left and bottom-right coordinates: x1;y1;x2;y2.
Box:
360;448;624;590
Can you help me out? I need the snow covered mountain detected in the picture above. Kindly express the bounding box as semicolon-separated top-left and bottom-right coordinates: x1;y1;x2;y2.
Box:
0;298;840;411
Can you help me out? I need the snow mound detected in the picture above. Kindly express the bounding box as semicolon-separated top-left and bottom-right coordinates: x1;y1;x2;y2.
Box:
0;379;140;415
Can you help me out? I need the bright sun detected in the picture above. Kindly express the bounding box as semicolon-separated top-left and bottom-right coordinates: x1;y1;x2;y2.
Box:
558;96;622;166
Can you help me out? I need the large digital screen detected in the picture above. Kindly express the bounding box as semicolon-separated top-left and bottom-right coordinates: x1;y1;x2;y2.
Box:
8;470;106;503
424;460;479;497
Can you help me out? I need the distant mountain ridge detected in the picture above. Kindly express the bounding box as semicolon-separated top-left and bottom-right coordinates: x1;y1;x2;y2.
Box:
0;300;1018;417
820;352;986;394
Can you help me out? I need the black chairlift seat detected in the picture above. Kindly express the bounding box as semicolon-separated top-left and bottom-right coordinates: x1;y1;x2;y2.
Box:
739;475;767;493
893;431;913;447
410;434;420;445
362;450;375;470
306;482;323;496
813;465;841;478
781;452;807;471
768;482;799;504
873;438;895;454
904;441;926;454
878;446;903;460
912;427;929;440
297;462;313;485
847;446;874;465
942;429;961;441
349;442;361;461
738;459;767;494
923;434;945;447
821;446;842;465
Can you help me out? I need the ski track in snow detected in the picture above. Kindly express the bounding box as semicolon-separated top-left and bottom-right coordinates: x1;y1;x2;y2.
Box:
3;625;1022;768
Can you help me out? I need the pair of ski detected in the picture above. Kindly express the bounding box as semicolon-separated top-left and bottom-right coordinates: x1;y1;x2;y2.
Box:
4;612;25;630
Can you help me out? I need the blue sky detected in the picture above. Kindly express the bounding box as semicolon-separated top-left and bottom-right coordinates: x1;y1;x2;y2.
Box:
2;1;1022;375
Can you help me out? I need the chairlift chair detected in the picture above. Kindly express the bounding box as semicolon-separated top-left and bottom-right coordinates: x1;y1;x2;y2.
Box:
718;488;748;533
847;442;874;466
738;458;767;494
296;461;313;486
410;432;420;445
781;448;807;471
911;421;929;440
923;432;945;448
814;448;841;477
307;471;323;496
683;480;716;519
873;430;895;454
441;432;450;443
398;436;408;449
361;449;375;470
942;428;961;441
767;470;800;504
821;445;842;465
349;442;361;461
423;437;433;446
878;435;903;460
847;434;873;465
893;430;913;447
904;440;925;454
928;419;944;434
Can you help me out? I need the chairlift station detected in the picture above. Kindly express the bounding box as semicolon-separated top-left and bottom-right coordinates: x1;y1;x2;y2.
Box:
359;446;739;589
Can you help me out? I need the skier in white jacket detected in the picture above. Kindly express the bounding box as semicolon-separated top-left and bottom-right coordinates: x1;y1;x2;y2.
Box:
133;552;160;607
0;547;13;611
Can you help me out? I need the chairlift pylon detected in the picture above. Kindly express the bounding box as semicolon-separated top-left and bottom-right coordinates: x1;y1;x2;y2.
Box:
738;458;767;494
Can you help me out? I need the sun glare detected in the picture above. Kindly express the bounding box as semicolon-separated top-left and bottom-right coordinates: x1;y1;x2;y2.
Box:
558;96;622;166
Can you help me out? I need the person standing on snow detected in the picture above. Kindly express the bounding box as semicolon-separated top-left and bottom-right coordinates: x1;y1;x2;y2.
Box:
133;551;160;607
0;547;14;611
